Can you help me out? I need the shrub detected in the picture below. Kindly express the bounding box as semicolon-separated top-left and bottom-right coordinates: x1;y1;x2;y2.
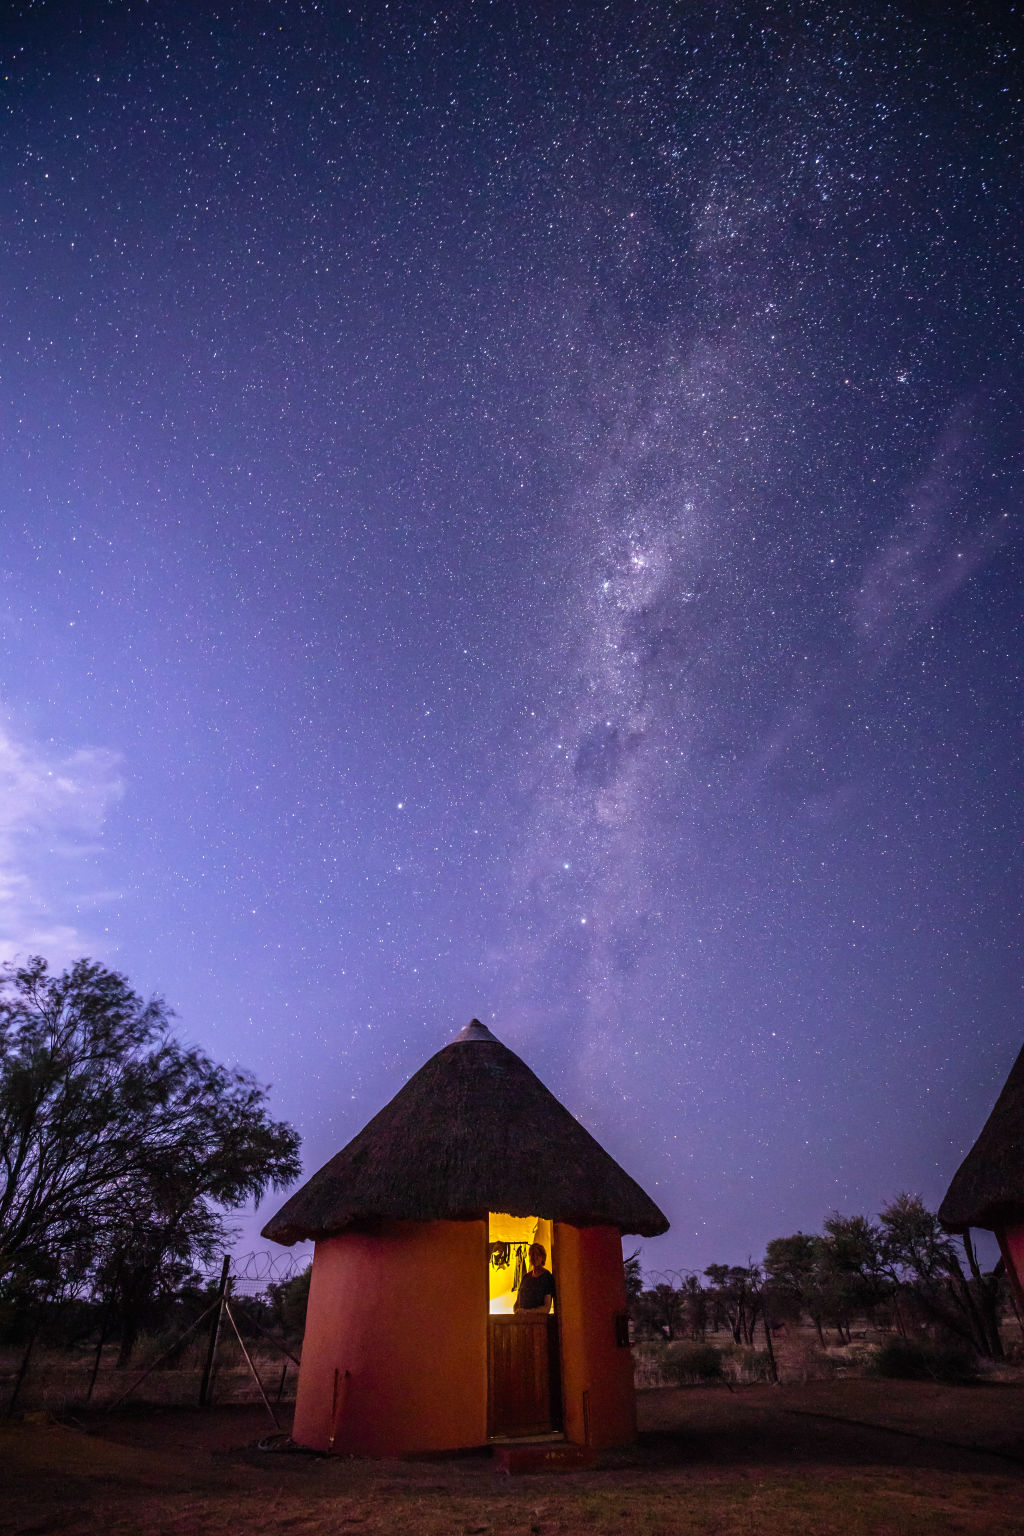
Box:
729;1347;773;1384
784;1337;838;1383
631;1342;669;1387
869;1337;977;1384
664;1342;725;1383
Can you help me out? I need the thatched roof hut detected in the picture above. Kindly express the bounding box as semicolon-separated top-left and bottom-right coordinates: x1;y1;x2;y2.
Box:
264;1020;668;1456
939;1042;1024;1233
263;1019;668;1244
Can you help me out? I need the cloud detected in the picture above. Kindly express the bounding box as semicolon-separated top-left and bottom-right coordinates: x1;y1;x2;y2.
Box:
739;395;1018;807
851;405;1015;657
0;719;124;966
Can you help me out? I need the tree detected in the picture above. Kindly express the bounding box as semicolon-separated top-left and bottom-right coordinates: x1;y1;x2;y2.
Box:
90;1049;302;1364
623;1249;643;1306
633;1281;685;1340
704;1263;762;1346
678;1273;709;1340
817;1214;887;1343
0;956;301;1358
764;1232;828;1344
878;1192;1002;1358
267;1264;312;1342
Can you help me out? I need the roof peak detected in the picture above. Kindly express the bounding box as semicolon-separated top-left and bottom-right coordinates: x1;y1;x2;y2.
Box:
450;1018;499;1044
262;1013;670;1245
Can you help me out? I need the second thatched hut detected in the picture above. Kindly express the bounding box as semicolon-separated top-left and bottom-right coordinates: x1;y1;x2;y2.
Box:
940;1040;1024;1305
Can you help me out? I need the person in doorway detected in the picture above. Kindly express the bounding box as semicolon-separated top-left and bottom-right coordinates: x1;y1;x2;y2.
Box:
514;1243;555;1313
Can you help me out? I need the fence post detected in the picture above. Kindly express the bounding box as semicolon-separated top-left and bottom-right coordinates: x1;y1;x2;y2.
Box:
7;1320;40;1415
762;1306;780;1384
85;1320;109;1405
199;1256;231;1407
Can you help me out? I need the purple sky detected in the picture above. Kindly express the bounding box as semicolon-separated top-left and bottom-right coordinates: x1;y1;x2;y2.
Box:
2;1;1021;1273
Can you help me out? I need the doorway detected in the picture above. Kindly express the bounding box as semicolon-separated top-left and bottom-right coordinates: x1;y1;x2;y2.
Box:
487;1213;562;1437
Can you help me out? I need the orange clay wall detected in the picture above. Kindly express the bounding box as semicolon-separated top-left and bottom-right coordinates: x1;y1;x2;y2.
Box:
998;1223;1024;1311
292;1218;488;1455
554;1223;636;1450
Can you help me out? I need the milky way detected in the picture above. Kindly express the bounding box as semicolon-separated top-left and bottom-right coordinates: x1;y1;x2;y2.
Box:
1;3;1021;1267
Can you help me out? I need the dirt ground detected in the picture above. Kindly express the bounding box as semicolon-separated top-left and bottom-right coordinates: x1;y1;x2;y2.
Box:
2;1380;1023;1536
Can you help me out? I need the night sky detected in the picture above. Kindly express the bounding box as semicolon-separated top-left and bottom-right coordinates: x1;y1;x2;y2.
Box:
2;2;1021;1273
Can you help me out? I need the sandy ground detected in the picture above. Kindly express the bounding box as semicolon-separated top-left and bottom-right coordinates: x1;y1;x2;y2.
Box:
2;1380;1023;1535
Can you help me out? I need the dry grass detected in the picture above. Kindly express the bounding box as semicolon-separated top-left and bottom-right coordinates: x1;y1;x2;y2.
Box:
0;1338;298;1416
9;1321;1020;1415
3;1379;1023;1535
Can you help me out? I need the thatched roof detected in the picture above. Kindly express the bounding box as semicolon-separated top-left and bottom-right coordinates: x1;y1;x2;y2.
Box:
263;1020;669;1244
939;1042;1024;1233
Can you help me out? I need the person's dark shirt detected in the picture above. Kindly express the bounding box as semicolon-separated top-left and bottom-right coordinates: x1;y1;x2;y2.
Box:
516;1267;555;1310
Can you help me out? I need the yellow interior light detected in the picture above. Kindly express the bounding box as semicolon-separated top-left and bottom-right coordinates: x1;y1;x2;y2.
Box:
487;1212;554;1314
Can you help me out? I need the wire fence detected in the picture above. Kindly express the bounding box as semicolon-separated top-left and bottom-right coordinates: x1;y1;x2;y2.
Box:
642;1269;706;1290
2;1255;798;1416
1;1250;308;1419
227;1250;307;1284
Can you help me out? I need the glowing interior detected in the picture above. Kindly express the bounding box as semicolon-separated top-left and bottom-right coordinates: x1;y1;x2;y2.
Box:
487;1211;554;1314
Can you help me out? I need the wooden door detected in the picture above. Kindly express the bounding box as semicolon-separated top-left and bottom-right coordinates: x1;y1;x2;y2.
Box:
488;1315;562;1437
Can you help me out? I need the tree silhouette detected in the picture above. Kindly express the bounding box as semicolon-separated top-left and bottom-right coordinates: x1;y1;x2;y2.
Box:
0;956;300;1360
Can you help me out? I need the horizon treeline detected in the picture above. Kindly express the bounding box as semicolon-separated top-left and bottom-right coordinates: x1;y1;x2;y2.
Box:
628;1193;1009;1362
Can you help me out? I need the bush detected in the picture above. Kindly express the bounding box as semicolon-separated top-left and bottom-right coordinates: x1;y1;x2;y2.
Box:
664;1342;725;1383
730;1347;773;1383
784;1336;838;1383
869;1337;977;1384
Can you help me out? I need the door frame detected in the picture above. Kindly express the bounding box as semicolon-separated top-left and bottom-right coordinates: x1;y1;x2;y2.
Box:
485;1224;564;1438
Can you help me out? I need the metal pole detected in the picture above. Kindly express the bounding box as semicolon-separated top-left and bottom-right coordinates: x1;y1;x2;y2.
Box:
104;1300;220;1413
199;1255;231;1407
231;1306;300;1366
327;1367;350;1452
222;1298;280;1430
